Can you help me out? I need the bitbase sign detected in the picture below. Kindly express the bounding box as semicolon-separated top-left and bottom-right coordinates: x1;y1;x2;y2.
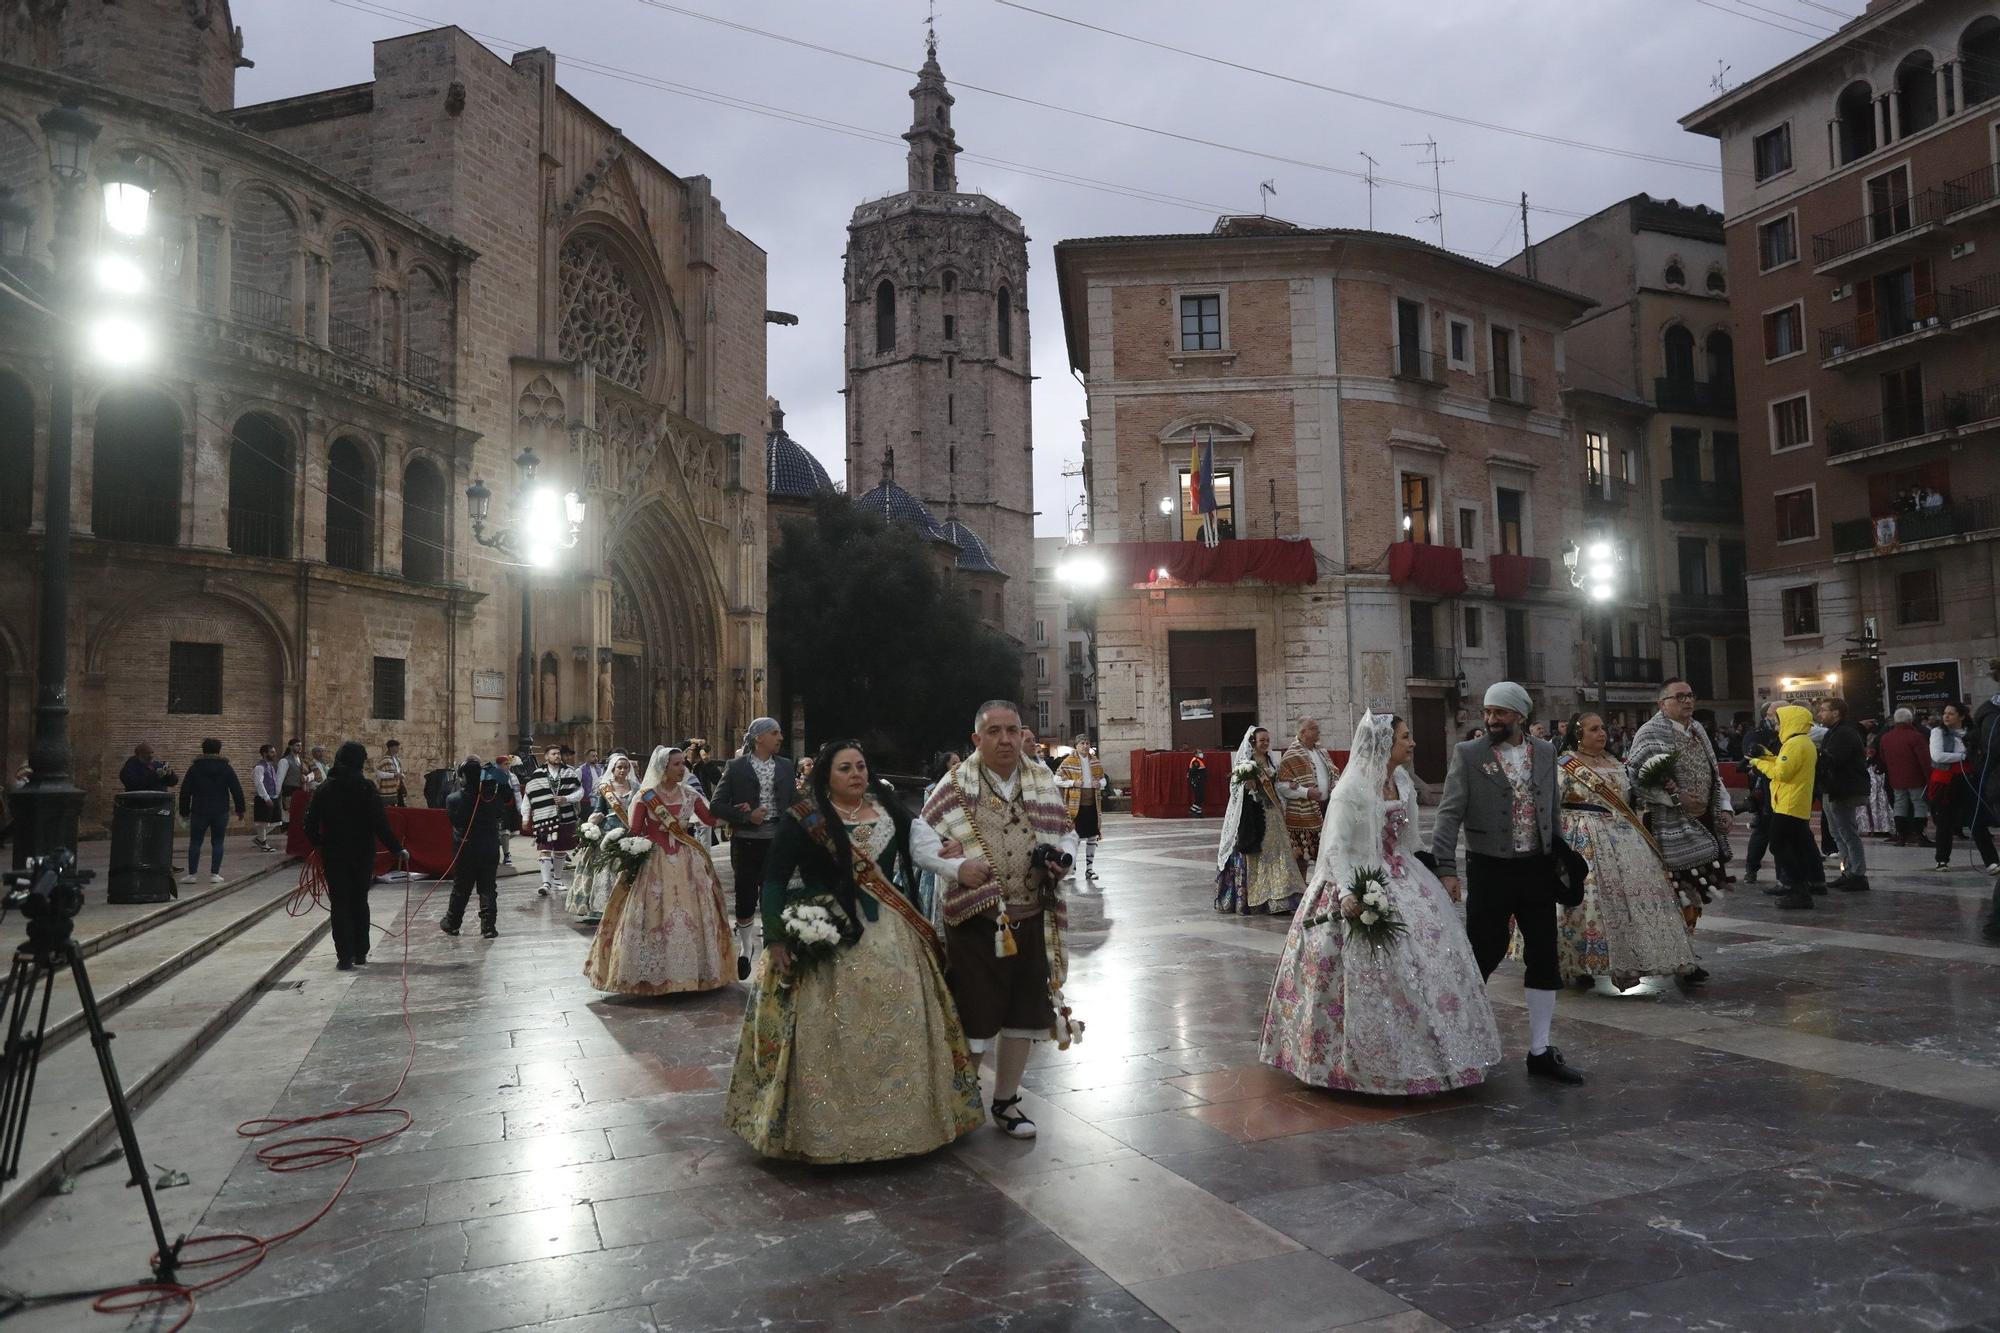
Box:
1886;660;1961;714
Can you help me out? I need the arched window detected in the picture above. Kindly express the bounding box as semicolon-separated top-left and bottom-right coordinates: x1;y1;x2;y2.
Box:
228;412;292;558
91;388;181;545
404;267;449;390
0;373;31;533
1684;635;1715;700
996;284;1012;358
1896;51;1939;136
324;437;372;572
229;187;297;331
1664;260;1686;288
328;230;377;362
1836;81;1877;164
1663;324;1696;382
874;278;895;353
1965;17;2000;106
941;270;957;293
1706;267;1727;294
1705;330;1735;390
931;153;950;191
401;457;446;583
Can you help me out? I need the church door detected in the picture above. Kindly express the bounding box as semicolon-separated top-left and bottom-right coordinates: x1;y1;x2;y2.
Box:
613;653;643;754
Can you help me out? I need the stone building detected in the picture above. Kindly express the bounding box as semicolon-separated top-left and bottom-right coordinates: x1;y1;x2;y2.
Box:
843;35;1033;650
0;3;767;818
1054;216;1594;784
1684;0;2000;718
1510;194;1754;731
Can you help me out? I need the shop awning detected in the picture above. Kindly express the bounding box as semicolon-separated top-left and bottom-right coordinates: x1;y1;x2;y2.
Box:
1105;539;1318;587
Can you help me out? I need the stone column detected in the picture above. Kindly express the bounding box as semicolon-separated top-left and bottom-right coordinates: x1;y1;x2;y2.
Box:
188;384;228;550
290;248;309;338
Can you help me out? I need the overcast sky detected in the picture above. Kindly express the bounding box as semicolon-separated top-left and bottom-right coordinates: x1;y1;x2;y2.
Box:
235;0;1828;537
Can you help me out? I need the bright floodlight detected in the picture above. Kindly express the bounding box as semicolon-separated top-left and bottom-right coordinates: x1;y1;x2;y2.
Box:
1586;541;1613;561
1158;495;1174;516
522;486;563;568
85;314;150;368
1058;556;1105;587
92;253;146;295
1155;566;1170;580
563;490;586;527
102;180;150;237
1587;583;1615;602
1825;673;1839;685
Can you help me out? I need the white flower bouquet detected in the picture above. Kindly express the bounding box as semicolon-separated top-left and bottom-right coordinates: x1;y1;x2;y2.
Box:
596;832;654;879
778;900;845;980
1231;761;1261;785
1306;867;1407;951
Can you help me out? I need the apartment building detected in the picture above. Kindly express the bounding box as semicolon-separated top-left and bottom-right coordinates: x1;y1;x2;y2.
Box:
1031;536;1099;745
1684;0;2000;714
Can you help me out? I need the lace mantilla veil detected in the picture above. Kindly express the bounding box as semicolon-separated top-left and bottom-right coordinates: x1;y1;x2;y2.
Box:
1313;712;1397;899
1214;724;1264;872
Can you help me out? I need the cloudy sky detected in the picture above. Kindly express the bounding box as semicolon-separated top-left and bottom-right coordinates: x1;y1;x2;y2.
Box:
235;0;1828;537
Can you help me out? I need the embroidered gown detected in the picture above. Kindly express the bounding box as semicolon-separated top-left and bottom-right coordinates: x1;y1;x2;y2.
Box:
724;803;984;1163
1260;770;1500;1095
566;785;633;921
582;785;733;995
1216;756;1306;915
1519;755;1697;983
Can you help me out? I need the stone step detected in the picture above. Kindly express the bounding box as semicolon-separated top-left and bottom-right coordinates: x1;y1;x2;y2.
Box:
2;857;307;1060
0;879;336;1236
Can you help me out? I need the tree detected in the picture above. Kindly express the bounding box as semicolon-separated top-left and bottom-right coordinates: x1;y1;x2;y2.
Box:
770;493;1022;772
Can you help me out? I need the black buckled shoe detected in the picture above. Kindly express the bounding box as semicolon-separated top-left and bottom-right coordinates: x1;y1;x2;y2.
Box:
1775;891;1815;909
1525;1046;1584;1084
990;1095;1038;1138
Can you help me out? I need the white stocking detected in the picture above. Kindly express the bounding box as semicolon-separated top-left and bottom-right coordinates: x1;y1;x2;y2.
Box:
1526;987;1556;1056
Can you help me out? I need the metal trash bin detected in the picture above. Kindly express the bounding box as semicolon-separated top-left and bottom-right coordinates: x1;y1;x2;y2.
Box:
108;790;179;904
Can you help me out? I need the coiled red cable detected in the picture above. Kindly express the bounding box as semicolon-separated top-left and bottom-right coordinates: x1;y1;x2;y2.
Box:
88;783;493;1330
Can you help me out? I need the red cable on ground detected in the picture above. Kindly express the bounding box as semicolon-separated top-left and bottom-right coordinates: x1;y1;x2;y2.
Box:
88;784;494;1331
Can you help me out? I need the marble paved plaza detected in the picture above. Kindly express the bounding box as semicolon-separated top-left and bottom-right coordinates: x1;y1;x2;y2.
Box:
8;815;2000;1332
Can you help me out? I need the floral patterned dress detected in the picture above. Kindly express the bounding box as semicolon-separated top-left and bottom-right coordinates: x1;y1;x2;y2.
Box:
582;785;733;995
1513;755;1696;982
1260;771;1500;1095
1216;759;1305;915
566;785;633;921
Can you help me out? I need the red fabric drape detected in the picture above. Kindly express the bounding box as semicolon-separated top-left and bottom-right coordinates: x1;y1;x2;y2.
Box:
1126;747;1353;817
286;792;458;877
1386;542;1467;597
1106;539;1317;587
1489;553;1552;600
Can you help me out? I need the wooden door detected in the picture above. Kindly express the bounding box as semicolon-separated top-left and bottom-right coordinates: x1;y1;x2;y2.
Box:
1168;629;1256;752
1409;696;1448;785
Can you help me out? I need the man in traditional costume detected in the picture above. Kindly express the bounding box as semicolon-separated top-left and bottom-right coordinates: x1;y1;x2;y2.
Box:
521;744;583;898
1275;718;1338;879
713;718;797;979
1055;736;1109;881
1433;682;1585;1085
916;701;1078;1140
1625;678;1732;983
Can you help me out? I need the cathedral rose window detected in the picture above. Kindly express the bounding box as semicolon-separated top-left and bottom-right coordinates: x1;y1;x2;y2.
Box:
558;233;653;391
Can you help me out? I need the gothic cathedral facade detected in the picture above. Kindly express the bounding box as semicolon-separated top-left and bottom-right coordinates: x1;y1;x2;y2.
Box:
843;38;1034;650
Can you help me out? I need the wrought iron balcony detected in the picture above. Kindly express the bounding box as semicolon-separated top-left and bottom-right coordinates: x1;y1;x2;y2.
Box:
1826;398;1948;458
1819;296;1952;364
90;487;179;547
231;280;291;333
1660;476;1743;523
1489;369;1535;407
1834;494;2000;557
324;526;370;572
1389;343;1447;386
1668;590;1749;635
1602;656;1664;685
1812;188;1949;270
406;347;443;390
1652;377;1736;416
1942;162;2000;219
1410;645;1456;682
1504;649;1546;682
1583;471;1631;509
227;507;290;559
329;314;375;363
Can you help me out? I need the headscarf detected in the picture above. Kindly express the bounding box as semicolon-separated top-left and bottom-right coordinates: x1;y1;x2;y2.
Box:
599;751;635;821
1483;681;1533;718
1215;724;1267;871
638;744;685;794
1313;712;1398;896
742;717;781;756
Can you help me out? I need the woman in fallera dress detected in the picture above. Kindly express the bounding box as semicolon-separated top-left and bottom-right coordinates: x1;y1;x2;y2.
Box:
1528;714;1698;994
567;751;636;922
1215;726;1306;915
582;745;734;995
1261;713;1501;1095
725;740;983;1163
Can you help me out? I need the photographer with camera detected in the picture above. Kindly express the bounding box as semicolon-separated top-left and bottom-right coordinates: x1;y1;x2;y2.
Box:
304;741;406;971
442;757;512;940
915;701;1079;1141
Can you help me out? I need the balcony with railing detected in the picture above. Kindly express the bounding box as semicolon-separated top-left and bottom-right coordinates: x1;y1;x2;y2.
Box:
1832;492;2000;558
1583;470;1632;510
1652;376;1737;416
1410;645;1457;682
1942;161;2000;222
406;347;443;390
1668;589;1749;635
231;281;292;333
1819;292;1955;367
1827;381;2000;462
1489;369;1535;408
1660;476;1744;523
329;314;374;363
91;488;180;547
1602;656;1664;685
1504;649;1547;683
324;525;369;572
226;508;290;559
1390;343;1447;386
1953;271;2000;328
1812;188;1950;272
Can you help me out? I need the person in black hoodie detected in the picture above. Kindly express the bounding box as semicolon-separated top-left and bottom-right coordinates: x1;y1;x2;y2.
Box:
304;741;406;970
1816;697;1871;893
177;737;245;885
443;757;512;939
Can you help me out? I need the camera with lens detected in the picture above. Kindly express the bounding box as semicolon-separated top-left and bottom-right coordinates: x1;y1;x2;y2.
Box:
3;848;92;925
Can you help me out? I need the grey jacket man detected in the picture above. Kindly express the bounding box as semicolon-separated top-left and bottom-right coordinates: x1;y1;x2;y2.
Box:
1430;735;1560;878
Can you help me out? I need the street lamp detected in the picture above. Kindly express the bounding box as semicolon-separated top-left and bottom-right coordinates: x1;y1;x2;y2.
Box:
12;103;158;868
1562;536;1623;714
467;446;586;759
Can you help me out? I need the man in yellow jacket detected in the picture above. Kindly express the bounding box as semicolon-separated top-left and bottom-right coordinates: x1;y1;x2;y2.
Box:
1750;704;1821;910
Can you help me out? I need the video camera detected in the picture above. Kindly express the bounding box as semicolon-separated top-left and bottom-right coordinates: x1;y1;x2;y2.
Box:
2;848;92;925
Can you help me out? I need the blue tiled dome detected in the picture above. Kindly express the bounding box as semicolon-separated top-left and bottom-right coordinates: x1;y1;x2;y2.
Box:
856;478;950;542
766;404;834;500
938;516;1002;573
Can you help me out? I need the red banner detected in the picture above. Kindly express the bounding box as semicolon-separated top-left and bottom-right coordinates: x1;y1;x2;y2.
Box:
1387;542;1467;596
1105;539;1317;588
285;791;458;877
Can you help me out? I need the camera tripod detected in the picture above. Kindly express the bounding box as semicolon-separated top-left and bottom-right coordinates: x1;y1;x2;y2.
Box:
0;857;181;1285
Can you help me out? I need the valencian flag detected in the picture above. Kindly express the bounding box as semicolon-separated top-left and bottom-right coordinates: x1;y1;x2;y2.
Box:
1189;430;1220;547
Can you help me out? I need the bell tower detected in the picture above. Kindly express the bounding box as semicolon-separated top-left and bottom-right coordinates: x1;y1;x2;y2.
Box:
842;33;1035;650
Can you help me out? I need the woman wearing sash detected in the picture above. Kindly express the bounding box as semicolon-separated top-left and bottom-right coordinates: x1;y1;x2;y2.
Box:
567;751;635;921
725;739;983;1163
583;745;733;995
1528;713;1697;994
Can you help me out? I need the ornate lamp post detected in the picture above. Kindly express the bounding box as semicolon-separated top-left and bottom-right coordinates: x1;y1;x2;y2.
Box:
11;105;156;867
467;447;585;760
